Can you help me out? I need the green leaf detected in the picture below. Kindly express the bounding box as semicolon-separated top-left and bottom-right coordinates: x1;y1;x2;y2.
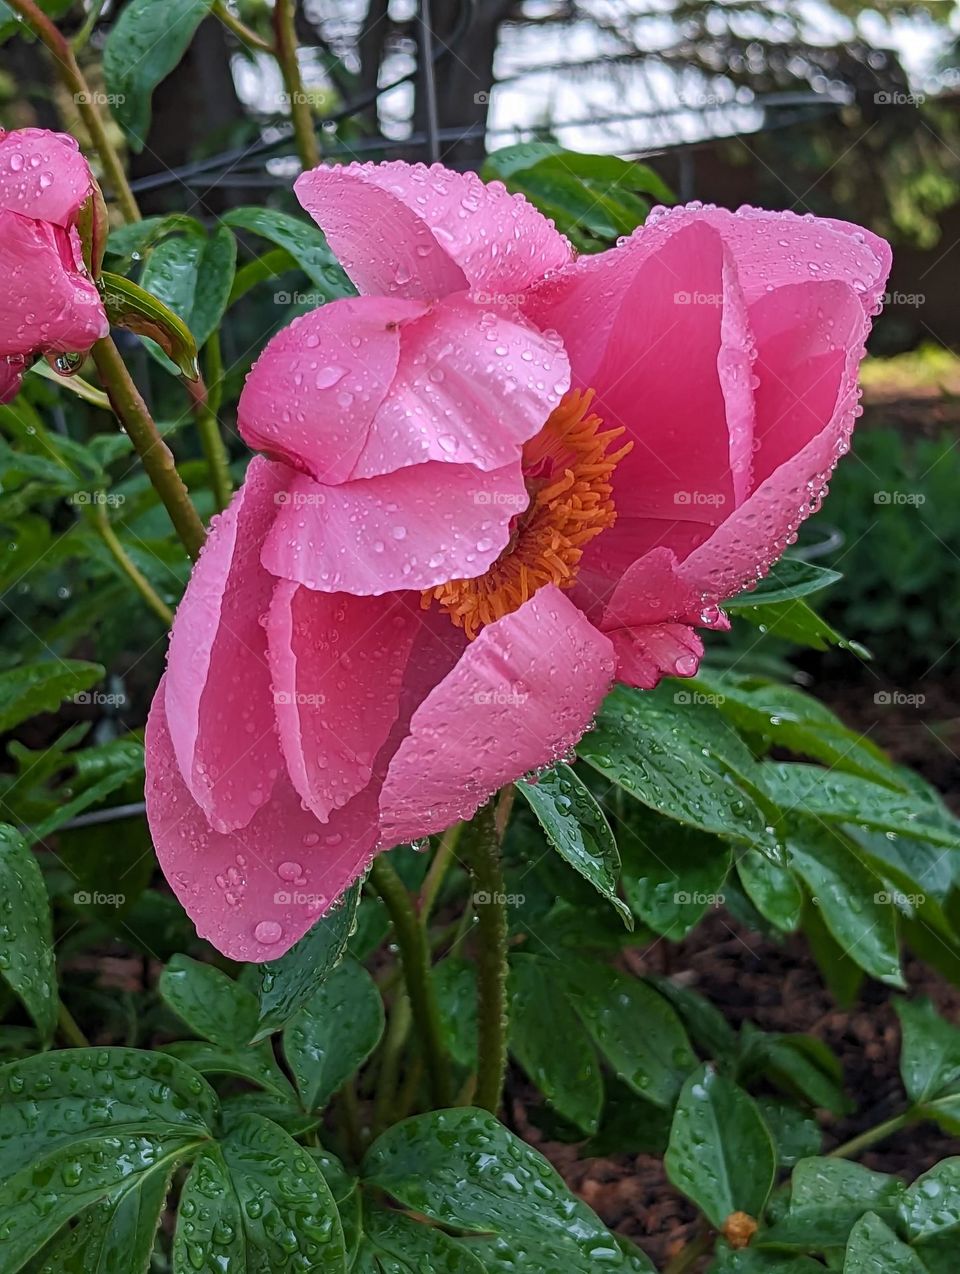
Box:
737;849;804;932
173;1114;346;1273
580;684;775;851
509;955;603;1134
786;819;903;986
434;957;477;1069
363;1107;651;1272
103;0;216;148
581;1077;672;1157
566;960;696;1107
517;763;631;926
162;1040;296;1100
737;1027;849;1116
759;1159;905;1251
160;955;259;1047
756;1099;822;1168
732;593;868;656
645;976;738;1062
0;1049;218;1179
0;0;72;43
223;207;354;296
283;957;383;1111
896;999;960;1117
138;227;237;357
24;1158;177;1274
0;824;57;1042
728;559;842;606
692;672;900;789
665;1066;777;1229
844;1212;929;1274
250;882;360;1039
899;1159;960;1242
620;815;732;939
99;271;200;379
356;1206;487;1274
712;1251;825;1274
0;660;104;734
764;765;960;849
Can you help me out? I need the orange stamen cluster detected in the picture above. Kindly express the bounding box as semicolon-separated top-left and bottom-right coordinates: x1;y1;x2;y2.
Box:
423;389;632;639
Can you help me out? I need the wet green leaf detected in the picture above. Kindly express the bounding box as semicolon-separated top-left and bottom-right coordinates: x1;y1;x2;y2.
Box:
844;1211;929;1273
0;661;103;734
0;824;57;1043
224;206;354;296
160;955;259;1048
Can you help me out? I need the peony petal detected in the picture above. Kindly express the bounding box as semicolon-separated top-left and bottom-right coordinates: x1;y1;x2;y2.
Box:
680;284;868;602
378;586;615;845
296;161;571;300
0;214;107;356
164;457;288;833
261;461;529;596
146;682;379;962
0;128;93;227
606;623;705;690
237;295;424;484
351;293;570;478
267;584;422;821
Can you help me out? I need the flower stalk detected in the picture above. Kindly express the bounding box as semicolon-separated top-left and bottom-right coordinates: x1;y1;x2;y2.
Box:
92;337;206;561
459;801;510;1114
6;0;141;225
93;500;174;625
369;856;452;1109
272;0;319;170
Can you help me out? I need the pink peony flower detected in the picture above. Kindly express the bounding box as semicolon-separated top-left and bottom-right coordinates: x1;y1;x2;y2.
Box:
146;161;890;959
0;128;109;402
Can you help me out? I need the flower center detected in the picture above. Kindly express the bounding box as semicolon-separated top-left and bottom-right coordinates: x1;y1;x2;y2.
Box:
423;389;632;639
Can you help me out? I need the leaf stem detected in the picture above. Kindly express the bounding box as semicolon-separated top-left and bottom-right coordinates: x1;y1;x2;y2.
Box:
184;374;233;513
369;856;451;1109
92;337;206;561
57;999;90;1048
6;0;141;224
372;990;411;1135
213;0;274;53
93;501;174;625
418;822;463;922
272;0;319;170
828;1111;914;1160
459;802;509;1114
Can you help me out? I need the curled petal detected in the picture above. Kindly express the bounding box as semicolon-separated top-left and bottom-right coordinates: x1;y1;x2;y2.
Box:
261;462;529;596
146;682;378;962
0;128;93;226
164;457;287;832
0;214;107;356
378;586;616;846
296;160;571;300
607;624;706;690
267;584;422;821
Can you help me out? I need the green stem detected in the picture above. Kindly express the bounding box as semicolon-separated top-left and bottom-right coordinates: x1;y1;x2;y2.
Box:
7;0;141;224
459;802;509;1114
372;990;411;1134
185;375;233;513
71;0;106;51
419;822;463;922
93;501;174;625
272;0;319;170
369;857;451;1109
828;1111;914;1160
213;0;274;53
57;999;89;1048
336;1078;365;1166
92;338;206;561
